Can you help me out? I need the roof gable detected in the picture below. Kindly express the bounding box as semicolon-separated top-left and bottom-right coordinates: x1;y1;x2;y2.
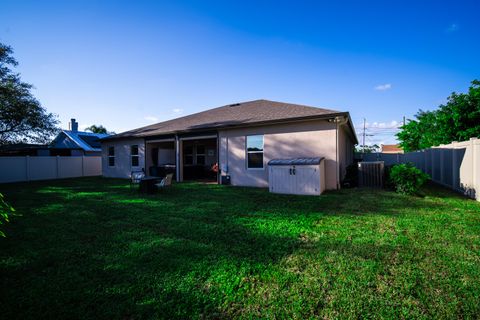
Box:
51;130;110;151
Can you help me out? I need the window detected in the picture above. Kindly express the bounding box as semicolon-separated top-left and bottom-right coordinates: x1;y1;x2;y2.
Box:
131;145;139;167
108;146;115;167
246;135;264;169
196;145;205;165
184;145;193;165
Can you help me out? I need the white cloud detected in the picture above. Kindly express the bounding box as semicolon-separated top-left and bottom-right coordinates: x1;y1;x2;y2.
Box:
172;108;183;114
144;115;159;122
374;83;392;91
355;119;402;146
446;23;459;33
78;124;89;131
357;120;400;130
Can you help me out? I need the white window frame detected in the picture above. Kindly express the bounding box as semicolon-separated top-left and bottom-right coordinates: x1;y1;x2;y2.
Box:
131;145;140;167
246;135;264;170
108;146;115;167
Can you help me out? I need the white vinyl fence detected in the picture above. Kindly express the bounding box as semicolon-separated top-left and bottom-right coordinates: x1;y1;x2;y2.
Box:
0;156;102;183
357;138;480;201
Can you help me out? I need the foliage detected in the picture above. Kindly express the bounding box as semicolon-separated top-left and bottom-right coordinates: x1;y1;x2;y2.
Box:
85;124;112;134
0;193;15;237
1;178;480;318
0;42;59;145
389;163;429;195
355;144;379;153
342;162;359;187
397;80;480;151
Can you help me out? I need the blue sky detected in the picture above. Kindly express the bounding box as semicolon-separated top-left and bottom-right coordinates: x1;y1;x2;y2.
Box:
1;0;479;145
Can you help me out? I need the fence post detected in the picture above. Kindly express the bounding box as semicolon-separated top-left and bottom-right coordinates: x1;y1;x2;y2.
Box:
470;138;478;200
25;155;30;181
452;142;457;190
82;155;85;177
431;148;435;182
56;156;60;179
440;145;445;185
426;149;429;176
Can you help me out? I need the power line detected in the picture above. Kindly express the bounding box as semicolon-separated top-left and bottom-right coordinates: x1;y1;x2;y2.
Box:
357;117;405;147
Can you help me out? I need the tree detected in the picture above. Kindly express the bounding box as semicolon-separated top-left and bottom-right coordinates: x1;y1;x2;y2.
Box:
355;144;379;153
85;124;108;134
0;43;58;145
397;80;480;152
0;193;15;237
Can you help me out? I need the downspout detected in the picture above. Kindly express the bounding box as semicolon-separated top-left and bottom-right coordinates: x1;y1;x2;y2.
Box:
175;134;180;182
336;118;339;189
335;116;349;190
144;138;147;174
226;136;229;174
216;131;220;184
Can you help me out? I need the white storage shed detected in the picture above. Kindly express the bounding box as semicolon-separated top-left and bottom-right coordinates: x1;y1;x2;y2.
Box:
268;157;325;196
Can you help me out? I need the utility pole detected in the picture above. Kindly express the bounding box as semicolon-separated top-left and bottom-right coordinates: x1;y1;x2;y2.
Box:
403;116;406;127
363;118;366;153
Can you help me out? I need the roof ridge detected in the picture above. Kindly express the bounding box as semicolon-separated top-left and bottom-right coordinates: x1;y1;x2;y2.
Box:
104;99;346;140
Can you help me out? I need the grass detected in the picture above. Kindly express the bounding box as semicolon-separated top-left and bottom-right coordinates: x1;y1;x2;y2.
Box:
0;177;479;319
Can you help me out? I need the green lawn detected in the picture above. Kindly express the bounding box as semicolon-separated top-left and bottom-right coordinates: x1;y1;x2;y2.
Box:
1;178;479;319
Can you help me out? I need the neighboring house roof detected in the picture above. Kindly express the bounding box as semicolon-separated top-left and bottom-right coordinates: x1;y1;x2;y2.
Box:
51;130;110;152
103;99;357;143
381;144;403;153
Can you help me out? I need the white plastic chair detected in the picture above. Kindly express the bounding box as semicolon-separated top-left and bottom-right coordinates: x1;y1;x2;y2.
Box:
155;173;173;189
130;170;145;189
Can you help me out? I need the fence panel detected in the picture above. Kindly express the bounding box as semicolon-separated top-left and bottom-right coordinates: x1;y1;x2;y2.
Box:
0;156;102;183
0;157;27;183
28;157;57;181
355;138;479;201
58;157;83;178
83;156;102;176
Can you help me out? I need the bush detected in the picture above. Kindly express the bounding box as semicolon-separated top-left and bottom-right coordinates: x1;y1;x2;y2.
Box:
0;193;15;237
389;163;429;195
342;162;359;188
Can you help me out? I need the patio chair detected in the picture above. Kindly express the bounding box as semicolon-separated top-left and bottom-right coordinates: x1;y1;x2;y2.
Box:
130;170;145;189
155;173;173;189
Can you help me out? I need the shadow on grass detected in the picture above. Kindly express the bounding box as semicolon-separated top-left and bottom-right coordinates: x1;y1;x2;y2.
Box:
0;178;301;318
0;177;475;319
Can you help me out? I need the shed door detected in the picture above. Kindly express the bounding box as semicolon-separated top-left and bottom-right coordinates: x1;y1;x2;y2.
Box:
294;165;320;195
270;166;293;194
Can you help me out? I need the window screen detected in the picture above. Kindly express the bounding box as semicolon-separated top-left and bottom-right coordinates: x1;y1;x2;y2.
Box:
108;146;115;167
246;135;264;169
131;145;139;167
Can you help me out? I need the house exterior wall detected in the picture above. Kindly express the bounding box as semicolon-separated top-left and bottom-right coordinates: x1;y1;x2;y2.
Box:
102;138;145;178
338;124;355;180
218;119;345;190
101;119;356;188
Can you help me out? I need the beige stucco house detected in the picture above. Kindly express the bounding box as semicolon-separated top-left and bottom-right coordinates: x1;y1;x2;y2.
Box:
101;100;357;190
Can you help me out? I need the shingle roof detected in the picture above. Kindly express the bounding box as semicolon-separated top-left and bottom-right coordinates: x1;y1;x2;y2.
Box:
381;144;403;153
104;99;346;140
54;130;110;152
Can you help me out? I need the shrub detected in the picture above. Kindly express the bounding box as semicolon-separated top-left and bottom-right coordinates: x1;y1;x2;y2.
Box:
0;193;15;237
342;162;359;188
389;163;429;195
